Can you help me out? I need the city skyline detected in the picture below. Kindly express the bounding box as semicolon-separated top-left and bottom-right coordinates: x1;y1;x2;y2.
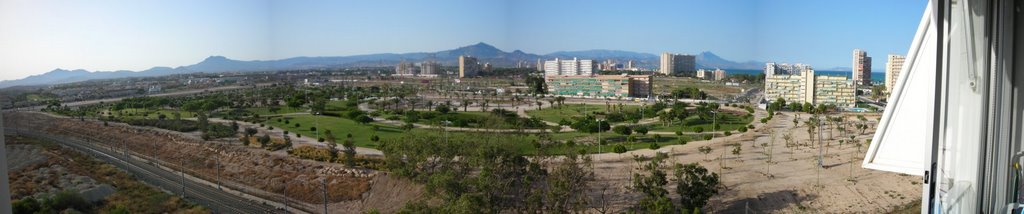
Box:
0;0;925;81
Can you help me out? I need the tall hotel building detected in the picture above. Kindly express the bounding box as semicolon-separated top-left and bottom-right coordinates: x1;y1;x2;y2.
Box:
852;49;872;85
885;54;906;94
458;55;480;78
764;63;856;108
659;53;696;75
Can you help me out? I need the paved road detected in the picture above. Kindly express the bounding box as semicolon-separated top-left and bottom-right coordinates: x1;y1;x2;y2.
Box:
8;129;286;214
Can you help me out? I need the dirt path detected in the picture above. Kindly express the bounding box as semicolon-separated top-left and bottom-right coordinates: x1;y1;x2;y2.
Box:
583;111;918;213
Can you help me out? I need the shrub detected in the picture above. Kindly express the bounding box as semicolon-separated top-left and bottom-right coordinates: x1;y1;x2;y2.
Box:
703;135;713;140
738;127;748;132
310;127;317;132
724;131;732;136
693;127;704;133
268;126;274;130
318;137;325;142
678;138;688;145
284;130;289;135
613;145;628;153
648;142;660;150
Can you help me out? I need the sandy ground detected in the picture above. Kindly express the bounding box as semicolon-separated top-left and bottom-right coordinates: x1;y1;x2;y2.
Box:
584;111;919;213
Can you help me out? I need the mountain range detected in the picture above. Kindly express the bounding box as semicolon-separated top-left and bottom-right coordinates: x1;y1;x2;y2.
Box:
0;42;767;89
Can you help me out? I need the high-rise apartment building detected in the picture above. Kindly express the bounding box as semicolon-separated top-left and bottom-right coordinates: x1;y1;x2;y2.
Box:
543;58;595;77
395;61;417;76
764;62;813;78
659;53;696;75
459;55;480;78
852;49;872;85
713;69;727;81
420;61;441;77
885;54;906;94
765;65;856;108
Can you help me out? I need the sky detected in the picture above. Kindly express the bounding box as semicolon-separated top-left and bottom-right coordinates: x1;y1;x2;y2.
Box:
0;0;926;81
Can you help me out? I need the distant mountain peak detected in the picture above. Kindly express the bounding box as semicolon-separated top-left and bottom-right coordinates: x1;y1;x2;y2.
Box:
202;55;231;62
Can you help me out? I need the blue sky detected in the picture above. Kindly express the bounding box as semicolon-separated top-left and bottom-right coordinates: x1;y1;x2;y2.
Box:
0;0;926;81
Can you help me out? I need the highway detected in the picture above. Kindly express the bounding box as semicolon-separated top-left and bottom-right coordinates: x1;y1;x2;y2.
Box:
7;129;285;214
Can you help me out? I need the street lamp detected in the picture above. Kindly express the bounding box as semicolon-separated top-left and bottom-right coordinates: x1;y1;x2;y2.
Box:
595;115;606;155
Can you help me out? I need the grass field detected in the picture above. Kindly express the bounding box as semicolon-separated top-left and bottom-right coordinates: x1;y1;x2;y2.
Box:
264;114;405;148
111;108;198;120
246;106;305;116
526;104;642;123
652;76;752;99
647;113;753;133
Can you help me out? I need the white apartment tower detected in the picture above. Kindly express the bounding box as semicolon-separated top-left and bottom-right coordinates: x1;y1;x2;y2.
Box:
543;58;595;77
884;54;905;94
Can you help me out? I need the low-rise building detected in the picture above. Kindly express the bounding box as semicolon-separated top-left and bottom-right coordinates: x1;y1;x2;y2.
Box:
546;74;651;98
764;66;856;108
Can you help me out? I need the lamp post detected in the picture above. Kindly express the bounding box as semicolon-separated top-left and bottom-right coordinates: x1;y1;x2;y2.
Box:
598;119;603;154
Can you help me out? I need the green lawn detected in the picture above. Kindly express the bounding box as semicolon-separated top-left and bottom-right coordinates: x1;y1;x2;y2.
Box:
246;106;305;116
264;114;404;148
646;113;754;133
526;104;641;124
110;108;198;120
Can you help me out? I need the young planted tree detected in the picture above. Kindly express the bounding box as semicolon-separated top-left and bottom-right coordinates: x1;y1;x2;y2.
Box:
731;144;742;161
343;134;356;167
698;146;713;161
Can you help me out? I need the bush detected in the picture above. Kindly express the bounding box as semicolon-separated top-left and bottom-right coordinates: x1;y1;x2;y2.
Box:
678;138;688;145
284;130;289;135
310;127;317;132
724;131;732;136
613;144;628;153
613;126;632;135
648;142;660;150
295;123;301;127
738;127;748;132
703;135;713;140
268;126;274;130
318;137;325;142
693;127;704;133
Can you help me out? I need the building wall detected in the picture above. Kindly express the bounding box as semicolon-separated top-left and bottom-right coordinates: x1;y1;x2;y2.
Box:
544;58;595;77
459;56;479;78
420;61;441;75
852;49;872;85
546;75;650;98
885;54;906;94
659;53;695;75
765;68;855;108
813;75;857;108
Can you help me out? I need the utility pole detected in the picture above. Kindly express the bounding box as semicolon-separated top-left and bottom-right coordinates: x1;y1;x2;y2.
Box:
180;158;186;198
0;108;15;213
283;181;288;213
216;156;221;190
123;140;129;173
322;178;329;214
